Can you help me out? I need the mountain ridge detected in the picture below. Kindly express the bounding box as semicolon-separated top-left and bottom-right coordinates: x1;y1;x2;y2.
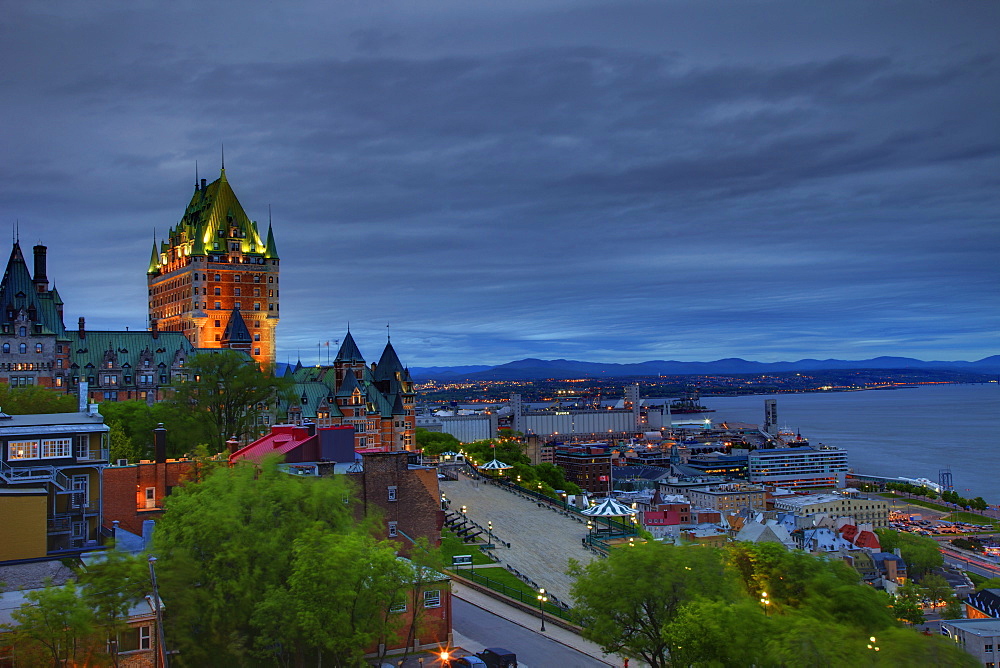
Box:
410;355;1000;381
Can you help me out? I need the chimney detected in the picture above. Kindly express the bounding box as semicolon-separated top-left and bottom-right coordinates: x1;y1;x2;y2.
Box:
151;319;159;339
78;317;86;340
226;436;240;455
32;245;48;293
201;178;207;190
153;423;167;464
78;383;88;412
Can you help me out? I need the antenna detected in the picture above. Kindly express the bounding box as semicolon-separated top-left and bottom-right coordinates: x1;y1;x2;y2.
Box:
221;142;225;170
195;160;199;188
386;322;390;342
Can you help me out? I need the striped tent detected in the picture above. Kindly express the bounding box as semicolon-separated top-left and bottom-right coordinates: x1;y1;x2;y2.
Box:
479;458;512;471
582;497;637;517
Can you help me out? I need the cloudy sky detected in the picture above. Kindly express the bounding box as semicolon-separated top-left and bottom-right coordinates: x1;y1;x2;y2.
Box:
1;0;997;367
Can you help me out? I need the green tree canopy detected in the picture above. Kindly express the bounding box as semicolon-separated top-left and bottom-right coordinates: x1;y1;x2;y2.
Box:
0;385;76;414
569;542;739;668
153;457;405;666
875;528;944;581
164;350;293;452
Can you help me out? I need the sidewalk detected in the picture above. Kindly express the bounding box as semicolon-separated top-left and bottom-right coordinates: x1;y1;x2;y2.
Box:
451;580;621;666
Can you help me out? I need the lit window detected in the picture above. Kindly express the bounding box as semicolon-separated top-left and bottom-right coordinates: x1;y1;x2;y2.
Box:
8;441;39;460
35;343;42;353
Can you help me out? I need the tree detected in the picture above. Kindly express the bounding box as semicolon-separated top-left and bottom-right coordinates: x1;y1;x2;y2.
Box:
665;599;773;667
3;583;102;667
0;385;77;414
164;350;293;452
108;419;146;464
920;573;954;607
153;457;394;666
893;582;926;625
569;542;738;667
75;550;150;666
414;428;461;454
876;528;943;580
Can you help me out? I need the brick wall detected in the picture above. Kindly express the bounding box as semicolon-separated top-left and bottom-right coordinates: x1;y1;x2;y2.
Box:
102;460;195;535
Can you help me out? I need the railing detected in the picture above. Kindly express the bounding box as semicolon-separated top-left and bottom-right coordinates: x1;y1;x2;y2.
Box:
460;569;577;623
0;459;69;489
48;515;71;533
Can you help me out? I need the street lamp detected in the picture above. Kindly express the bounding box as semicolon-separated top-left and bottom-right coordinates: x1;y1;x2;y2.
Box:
487;520;493;547
629;537;635;547
461;505;467;520
760;591;770;616
537;588;548;632
867;636;880;655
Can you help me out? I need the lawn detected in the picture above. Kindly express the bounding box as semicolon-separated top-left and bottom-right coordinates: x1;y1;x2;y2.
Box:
440;529;494;566
460;567;571;619
945;511;999;529
880;494;952;512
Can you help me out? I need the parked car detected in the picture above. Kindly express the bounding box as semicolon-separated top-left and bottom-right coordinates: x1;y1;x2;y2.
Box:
441;656;487;667
476;648;517;668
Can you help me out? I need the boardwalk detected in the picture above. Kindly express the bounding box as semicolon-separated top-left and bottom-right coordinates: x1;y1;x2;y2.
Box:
440;473;600;604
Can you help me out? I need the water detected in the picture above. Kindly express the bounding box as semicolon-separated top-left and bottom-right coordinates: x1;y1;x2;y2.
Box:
696;383;1000;502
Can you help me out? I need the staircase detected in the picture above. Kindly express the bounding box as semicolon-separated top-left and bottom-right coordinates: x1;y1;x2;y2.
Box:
0;460;70;490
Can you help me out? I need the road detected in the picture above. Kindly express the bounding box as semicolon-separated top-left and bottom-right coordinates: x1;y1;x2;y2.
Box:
452;598;612;668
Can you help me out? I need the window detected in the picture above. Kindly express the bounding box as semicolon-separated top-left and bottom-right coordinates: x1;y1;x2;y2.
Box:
234;275;241;282
35;343;42;353
144;487;156;509
41;438;71;458
214;320;221;327
75;435;90;459
8;441;39;460
214;301;221;310
18;326;26;337
268;276;273;283
235;302;241;310
389;600;407;614
253;288;260;297
234;288;241;296
117;625;151;652
423;590;441;608
214;287;221;295
55;375;63;387
72;475;89;509
214;274;221;281
230;243;239;251
254;348;260;356
57;345;63;353
18;343;26;354
1;343;7;353
986;645;994;652
104;375;117;386
57;359;63;368
388;521;397;537
388;486;397;502
254;302;260;311
254;333;260;341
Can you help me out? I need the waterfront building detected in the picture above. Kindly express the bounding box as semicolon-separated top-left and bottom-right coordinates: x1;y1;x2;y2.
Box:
553;443;612;493
0;408;109;561
684;482;767;513
939;618;1000;665
147;168;279;368
747;445;849;488
771;492;889;528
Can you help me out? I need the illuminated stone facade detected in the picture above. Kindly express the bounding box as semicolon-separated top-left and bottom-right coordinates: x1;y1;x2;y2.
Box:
147;168;279;367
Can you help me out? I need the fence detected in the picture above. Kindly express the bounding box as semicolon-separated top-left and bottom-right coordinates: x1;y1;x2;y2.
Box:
460;568;577;623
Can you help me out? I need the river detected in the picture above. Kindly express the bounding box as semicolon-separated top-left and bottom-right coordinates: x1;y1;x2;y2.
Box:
697;383;999;502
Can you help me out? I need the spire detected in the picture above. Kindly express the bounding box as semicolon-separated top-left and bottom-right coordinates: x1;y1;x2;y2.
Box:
334;330;365;364
264;221;279;259
148;241;160;274
374;339;404;382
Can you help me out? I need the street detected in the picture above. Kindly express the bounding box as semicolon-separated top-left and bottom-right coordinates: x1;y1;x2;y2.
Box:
452;598;613;668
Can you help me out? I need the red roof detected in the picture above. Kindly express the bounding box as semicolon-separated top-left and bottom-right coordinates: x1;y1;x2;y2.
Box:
854;530;881;550
230;424;317;463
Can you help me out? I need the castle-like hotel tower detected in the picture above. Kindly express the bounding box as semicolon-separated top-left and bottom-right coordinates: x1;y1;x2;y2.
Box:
147;168;279;367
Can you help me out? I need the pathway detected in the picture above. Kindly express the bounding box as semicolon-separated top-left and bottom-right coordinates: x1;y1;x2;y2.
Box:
440;473;600;604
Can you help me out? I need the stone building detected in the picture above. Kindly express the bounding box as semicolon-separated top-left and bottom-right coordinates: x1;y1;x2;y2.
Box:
147;167;279;368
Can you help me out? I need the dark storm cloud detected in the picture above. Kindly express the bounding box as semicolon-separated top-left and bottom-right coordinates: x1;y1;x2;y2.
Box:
0;0;997;364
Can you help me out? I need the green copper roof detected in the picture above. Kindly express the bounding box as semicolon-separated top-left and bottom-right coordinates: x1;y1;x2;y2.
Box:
265;223;278;260
147;243;159;274
150;169;274;273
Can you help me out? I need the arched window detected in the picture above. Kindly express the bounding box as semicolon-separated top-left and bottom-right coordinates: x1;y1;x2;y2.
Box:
18;326;26;337
2;343;9;353
19;343;27;354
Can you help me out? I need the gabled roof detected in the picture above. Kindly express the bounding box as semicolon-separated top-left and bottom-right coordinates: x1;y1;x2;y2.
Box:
335;331;365;364
222;308;252;344
0;243;66;337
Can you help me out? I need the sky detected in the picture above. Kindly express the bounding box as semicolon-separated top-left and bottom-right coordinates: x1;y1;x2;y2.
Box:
1;0;997;368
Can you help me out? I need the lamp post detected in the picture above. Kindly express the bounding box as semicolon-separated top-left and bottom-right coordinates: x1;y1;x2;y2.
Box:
760;591;770;616
487;520;493;547
537;588;548;632
867;635;880;662
461;505;467;521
